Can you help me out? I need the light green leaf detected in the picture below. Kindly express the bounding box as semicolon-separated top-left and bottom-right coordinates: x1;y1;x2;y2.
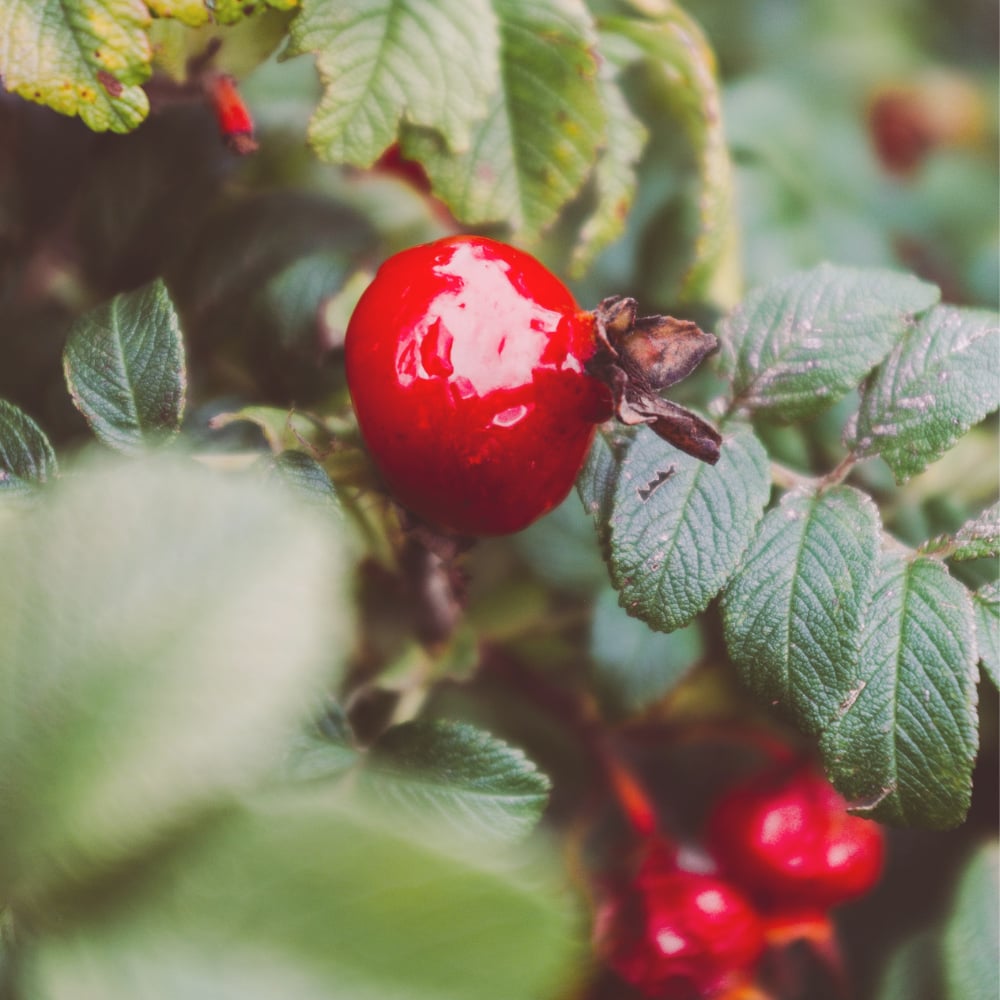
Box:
943;842;1000;1000
607;423;770;633
0;400;57;495
403;0;606;238
64;280;186;454
362;720;550;843
0;0;151;132
590;586;703;712
145;0;210;26
568;61;647;277
577;424;631;558
21;792;578;1000
973;582;999;688
852;305;1000;481
260;451;339;510
283;708;360;783
285;0;499;166
722;486;881;734
876;931;942;1000
719;265;940;420
921;502;1000;561
600;5;734;303
212;0;299;25
0;454;348;909
820;552;979;828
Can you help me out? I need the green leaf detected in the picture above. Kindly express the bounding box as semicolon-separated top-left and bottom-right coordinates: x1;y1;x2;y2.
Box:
283;708;360;783
285;0;499;167
260;451;339;510
921;501;1000;561
943;842;1000;1000
600;6;735;303
852;305;1000;481
0;400;57;495
362;720;550;843
0;453;348;909
568;61;647;277
63;280;186;454
722;485;881;734
145;0;210;26
819;552;978;828
719;265;940;420
403;0;606;239
608;423;770;633
0;1;151;132
21;792;578;1000
212;0;298;24
973;582;999;688
876;931;942;1000
590;586;703;713
577;425;631;557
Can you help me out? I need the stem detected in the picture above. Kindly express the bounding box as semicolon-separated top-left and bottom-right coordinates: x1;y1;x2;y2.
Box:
819;452;860;490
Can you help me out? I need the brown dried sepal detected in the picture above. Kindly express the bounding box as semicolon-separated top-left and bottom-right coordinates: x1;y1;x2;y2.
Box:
588;296;722;465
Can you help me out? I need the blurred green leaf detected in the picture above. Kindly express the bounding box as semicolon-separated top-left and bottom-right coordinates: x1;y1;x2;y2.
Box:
0;1;151;132
213;0;298;24
285;0;499;167
283;708;360;783
876;930;942;1000
719;264;940;420
600;4;735;303
403;0;606;239
943;841;1000;1000
577;425;632;558
973;582;999;687
722;486;881;734
852;305;1000;482
260;450;339;510
362;720;551;843
21;791;578;1000
0;454;348;909
605;423;770;633
820;551;978;828
0;400;57;495
63;280;186;453
921;501;1000;561
590;586;703;712
145;0;210;27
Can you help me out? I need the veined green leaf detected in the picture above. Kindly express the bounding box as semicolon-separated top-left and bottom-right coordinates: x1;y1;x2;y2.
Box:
921;501;1000;561
608;423;770;633
361;720;550;843
64;280;186;454
0;454;348;910
943;842;999;1000
21;792;578;1000
852;305;1000;481
0;0;152;132
722;485;881;734
285;0;499;167
403;0;606;238
719;265;940;420
820;552;979;828
0;400;57;495
973;581;999;688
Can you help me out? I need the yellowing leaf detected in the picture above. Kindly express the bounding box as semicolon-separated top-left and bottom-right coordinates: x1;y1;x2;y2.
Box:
0;0;152;132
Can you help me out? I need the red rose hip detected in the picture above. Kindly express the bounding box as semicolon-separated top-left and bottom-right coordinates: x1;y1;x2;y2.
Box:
345;236;612;535
706;764;885;912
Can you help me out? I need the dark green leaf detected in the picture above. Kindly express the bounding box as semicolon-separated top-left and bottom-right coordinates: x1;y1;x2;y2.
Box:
921;501;1000;561
362;720;551;843
20;791;578;1000
973;582;999;687
0;1;151;132
852;305;1000;481
63;280;186;453
719;265;940;420
609;423;770;633
943;842;999;1000
285;0;499;167
722;485;881;734
0;400;57;495
0;454;348;909
590;586;703;712
403;0;606;239
577;425;631;557
820;552;978;828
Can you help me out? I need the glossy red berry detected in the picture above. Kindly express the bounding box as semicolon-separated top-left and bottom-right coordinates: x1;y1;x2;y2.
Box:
706;764;885;912
597;848;765;999
345;235;612;535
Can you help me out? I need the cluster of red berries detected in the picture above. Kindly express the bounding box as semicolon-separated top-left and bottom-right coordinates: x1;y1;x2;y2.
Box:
593;761;885;999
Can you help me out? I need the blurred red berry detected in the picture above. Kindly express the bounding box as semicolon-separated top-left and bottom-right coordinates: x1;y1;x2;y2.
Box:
706;764;885;912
